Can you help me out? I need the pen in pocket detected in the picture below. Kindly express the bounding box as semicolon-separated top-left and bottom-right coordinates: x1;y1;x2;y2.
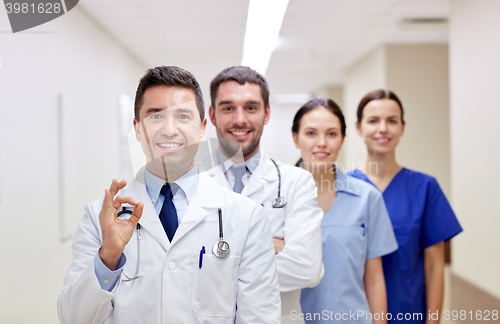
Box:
361;223;365;236
199;246;206;269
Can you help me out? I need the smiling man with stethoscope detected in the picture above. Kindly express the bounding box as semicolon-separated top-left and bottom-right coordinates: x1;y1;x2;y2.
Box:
58;66;281;324
206;66;325;324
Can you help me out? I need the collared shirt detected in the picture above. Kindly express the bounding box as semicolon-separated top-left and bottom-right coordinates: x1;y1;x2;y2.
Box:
217;148;260;189
143;166;198;223
94;166;199;291
300;165;398;323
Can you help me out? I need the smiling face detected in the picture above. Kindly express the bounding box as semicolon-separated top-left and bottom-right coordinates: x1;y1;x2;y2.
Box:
134;85;206;180
293;106;344;173
356;98;405;155
209;81;270;160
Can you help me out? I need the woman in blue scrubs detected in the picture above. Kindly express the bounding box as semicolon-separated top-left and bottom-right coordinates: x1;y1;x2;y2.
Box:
348;90;463;323
293;98;398;323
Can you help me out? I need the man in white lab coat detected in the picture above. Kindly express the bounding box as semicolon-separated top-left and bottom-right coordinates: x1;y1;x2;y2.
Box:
206;66;324;323
57;66;281;324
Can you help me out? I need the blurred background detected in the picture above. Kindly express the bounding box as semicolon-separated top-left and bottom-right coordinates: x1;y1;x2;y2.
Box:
0;0;499;323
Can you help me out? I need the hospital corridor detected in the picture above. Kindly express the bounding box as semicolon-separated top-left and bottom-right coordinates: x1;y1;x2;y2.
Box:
0;0;499;323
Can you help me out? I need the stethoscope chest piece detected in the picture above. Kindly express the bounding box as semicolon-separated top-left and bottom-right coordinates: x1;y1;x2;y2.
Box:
273;196;287;208
213;208;230;258
212;240;230;258
269;158;287;208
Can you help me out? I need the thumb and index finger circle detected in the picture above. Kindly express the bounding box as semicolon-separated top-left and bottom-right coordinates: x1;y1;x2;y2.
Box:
102;179;129;216
128;202;144;227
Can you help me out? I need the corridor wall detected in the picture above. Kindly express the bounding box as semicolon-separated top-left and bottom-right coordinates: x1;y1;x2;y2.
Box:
449;0;500;301
0;7;145;323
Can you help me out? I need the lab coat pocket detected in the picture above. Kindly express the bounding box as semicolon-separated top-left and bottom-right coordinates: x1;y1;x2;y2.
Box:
192;254;240;318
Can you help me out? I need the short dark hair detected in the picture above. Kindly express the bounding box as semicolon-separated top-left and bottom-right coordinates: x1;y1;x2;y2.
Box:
357;89;405;124
292;98;346;137
210;66;270;109
134;66;204;122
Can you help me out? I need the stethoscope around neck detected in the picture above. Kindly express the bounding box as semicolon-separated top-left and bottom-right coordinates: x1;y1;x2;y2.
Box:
269;158;287;208
222;157;287;208
116;205;231;281
212;208;230;258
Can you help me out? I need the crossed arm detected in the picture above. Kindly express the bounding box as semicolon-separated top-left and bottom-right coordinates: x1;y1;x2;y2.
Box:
273;172;324;291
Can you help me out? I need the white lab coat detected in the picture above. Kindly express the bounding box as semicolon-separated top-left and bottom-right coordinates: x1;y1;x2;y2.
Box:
204;149;324;323
57;169;281;324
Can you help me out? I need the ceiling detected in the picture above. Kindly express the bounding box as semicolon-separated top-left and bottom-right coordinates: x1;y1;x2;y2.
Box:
79;0;449;96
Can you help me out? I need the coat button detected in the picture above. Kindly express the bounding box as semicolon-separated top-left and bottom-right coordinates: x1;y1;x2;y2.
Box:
168;261;176;270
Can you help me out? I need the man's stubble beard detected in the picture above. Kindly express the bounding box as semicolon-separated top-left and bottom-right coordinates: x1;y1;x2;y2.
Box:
216;127;261;160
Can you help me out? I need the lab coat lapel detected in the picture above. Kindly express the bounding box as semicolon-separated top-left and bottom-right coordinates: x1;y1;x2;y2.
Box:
169;195;207;246
241;150;275;197
170;173;227;246
205;165;231;190
123;169;171;252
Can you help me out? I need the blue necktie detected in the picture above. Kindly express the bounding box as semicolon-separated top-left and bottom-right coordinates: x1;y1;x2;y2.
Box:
160;183;178;242
232;165;247;194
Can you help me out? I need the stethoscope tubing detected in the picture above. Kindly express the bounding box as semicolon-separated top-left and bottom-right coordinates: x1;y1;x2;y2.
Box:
116;205;231;281
213;208;230;258
113;155;288;280
219;156;286;208
117;208;143;281
269;158;282;198
218;208;224;240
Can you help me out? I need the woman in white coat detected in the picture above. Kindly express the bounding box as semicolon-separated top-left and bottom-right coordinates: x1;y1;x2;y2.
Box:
57;66;281;324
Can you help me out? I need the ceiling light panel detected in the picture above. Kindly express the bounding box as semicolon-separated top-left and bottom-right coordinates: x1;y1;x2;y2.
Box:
241;0;289;75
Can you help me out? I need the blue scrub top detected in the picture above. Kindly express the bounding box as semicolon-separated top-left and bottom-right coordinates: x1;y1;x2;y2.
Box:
300;167;398;323
348;168;463;323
